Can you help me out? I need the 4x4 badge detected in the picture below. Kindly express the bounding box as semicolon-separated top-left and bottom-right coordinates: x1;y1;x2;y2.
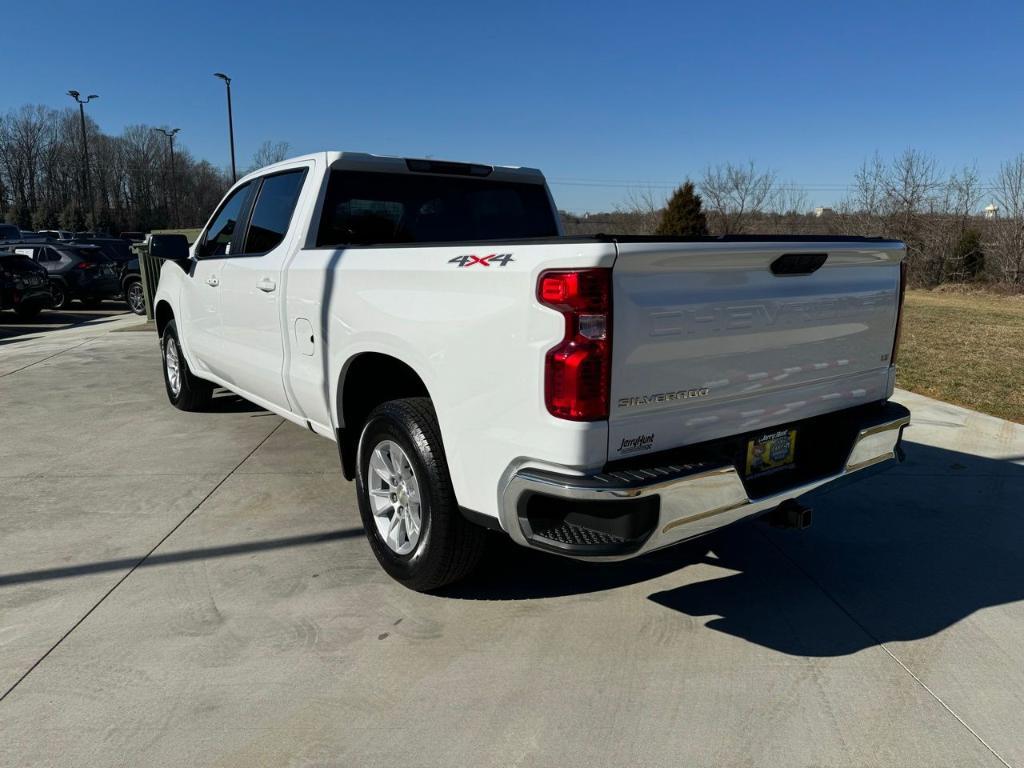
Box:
449;253;514;268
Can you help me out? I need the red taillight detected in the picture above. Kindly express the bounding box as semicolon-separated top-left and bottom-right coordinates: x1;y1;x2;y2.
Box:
538;269;611;421
76;261;95;270
890;260;908;367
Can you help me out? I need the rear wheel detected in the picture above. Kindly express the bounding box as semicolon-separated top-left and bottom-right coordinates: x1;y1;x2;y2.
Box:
49;282;67;310
355;398;487;591
161;319;213;411
125;280;146;315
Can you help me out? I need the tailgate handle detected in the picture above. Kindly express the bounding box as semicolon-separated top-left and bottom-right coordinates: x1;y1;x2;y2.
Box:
770;253;828;275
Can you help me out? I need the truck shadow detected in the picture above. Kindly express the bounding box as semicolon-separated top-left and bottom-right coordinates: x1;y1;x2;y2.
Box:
448;441;1024;657
203;389;269;414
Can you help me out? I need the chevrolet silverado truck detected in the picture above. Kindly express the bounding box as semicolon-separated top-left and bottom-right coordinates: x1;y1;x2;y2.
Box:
151;152;910;591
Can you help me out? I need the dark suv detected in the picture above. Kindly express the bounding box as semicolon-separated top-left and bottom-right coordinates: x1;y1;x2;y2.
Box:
0;250;52;317
70;236;134;265
70;237;147;313
10;242;121;309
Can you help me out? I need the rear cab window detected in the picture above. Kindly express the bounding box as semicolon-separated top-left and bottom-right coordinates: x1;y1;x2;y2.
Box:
315;170;558;247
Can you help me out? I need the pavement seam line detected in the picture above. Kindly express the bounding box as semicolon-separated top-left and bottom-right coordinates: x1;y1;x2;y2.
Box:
0;418;285;704
756;527;1013;768
0;337;97;378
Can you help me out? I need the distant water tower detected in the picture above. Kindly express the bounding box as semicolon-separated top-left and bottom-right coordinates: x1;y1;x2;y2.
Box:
984;203;999;219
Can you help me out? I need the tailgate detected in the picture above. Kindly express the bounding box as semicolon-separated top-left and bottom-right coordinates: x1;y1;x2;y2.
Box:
608;240;904;459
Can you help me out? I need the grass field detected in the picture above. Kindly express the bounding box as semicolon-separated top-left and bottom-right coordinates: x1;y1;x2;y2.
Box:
897;289;1024;423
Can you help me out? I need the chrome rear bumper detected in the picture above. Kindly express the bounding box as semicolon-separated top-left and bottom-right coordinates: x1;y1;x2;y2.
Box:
499;404;910;561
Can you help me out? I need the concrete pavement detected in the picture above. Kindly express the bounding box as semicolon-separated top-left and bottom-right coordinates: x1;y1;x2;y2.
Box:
1;324;1022;767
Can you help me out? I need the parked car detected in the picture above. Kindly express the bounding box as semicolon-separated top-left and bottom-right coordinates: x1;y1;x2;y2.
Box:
119;256;146;314
0;224;22;243
70;236;134;265
119;231;146;243
0;249;52;317
37;229;74;241
151;151;910;591
70;237;144;311
11;242;121;309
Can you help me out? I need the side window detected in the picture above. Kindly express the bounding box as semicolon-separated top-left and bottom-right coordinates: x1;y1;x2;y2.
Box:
197;182;254;258
242;170;307;254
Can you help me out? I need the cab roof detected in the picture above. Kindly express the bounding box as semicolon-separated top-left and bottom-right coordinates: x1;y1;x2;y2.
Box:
238;151;546;186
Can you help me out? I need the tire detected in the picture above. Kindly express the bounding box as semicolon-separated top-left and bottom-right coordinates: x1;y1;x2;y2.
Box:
125;280;146;315
49;281;67;310
161;319;213;411
13;303;42;319
355;398;487;591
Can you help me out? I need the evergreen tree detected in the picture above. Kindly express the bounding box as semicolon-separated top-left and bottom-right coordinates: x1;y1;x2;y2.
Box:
952;228;985;281
656;180;708;236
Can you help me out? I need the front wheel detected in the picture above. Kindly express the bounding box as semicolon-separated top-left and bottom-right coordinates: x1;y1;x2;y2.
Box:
355;398;487;591
161;319;213;411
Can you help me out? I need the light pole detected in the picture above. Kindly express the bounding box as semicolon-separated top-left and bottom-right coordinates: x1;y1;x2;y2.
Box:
67;90;98;227
213;73;237;182
153;128;181;227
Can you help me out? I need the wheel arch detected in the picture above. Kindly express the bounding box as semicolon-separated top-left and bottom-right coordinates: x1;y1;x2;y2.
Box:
335;352;431;480
155;300;174;338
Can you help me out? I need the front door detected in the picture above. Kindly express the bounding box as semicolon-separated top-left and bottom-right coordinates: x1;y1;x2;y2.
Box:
182;180;256;379
217;167;308;409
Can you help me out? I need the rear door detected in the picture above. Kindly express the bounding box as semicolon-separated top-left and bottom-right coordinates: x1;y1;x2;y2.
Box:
608;239;904;460
217;165;309;408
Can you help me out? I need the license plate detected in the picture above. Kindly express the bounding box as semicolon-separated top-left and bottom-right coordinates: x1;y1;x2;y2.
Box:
745;429;797;477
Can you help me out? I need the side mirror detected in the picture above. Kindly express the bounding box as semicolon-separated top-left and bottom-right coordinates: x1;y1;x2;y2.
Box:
149;233;190;261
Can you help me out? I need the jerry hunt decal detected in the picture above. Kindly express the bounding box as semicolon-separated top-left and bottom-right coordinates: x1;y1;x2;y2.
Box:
618;433;655;454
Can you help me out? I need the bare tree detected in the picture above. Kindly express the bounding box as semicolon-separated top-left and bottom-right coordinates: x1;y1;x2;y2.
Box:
249;140;291;172
698;161;778;234
991;154;1024;285
927;166;983;283
0;103;233;233
609;188;664;234
839;150;945;284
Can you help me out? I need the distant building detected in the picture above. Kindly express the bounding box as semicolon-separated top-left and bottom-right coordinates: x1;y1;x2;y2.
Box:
984;203;999;219
813;207;835;218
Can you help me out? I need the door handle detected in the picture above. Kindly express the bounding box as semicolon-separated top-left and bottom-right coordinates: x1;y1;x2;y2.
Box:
256;277;277;293
205;275;219;287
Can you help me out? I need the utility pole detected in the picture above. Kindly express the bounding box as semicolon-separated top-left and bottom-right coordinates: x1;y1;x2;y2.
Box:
153;128;181;227
67;90;98;227
213;73;237;182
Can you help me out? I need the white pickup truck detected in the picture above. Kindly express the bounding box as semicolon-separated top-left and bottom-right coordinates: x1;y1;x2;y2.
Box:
151;152;910;591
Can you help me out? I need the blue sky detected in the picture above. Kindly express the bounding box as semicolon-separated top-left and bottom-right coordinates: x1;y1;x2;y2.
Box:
5;0;1023;213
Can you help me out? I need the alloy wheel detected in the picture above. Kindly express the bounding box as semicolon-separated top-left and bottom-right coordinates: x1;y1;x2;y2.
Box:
366;440;423;555
164;336;182;397
126;282;145;314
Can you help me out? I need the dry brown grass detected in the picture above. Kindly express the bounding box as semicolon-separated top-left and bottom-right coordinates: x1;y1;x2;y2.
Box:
896;289;1024;423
